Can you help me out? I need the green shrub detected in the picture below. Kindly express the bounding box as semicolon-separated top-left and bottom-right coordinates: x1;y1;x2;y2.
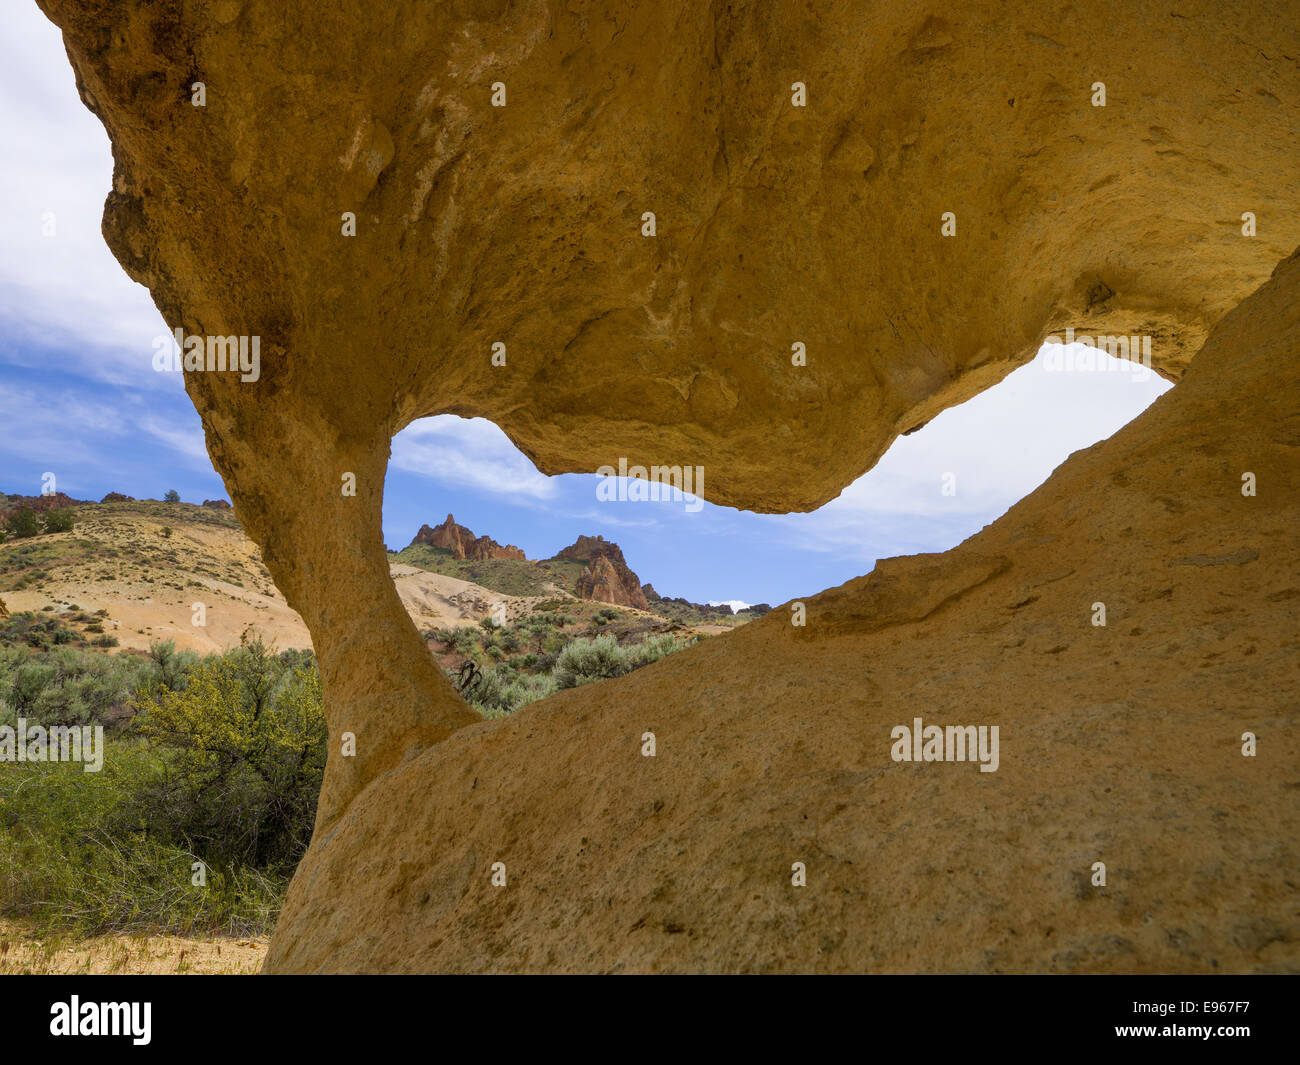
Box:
449;627;478;654
0;644;159;728
3;508;39;539
552;633;632;689
465;667;556;719
630;632;687;667
42;510;74;534
0;637;321;937
0;746;282;937
147;640;197;692
130;636;327;872
6;657;57;714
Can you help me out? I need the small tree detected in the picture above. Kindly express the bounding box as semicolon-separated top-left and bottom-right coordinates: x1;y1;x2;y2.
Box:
131;636;327;870
163;489;181;503
42;509;74;533
3;507;39;539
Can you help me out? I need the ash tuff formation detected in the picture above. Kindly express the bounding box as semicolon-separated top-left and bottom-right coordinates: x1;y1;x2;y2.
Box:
36;0;1300;972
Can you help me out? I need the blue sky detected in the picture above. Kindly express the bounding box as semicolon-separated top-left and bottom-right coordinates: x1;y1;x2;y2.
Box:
0;6;1170;608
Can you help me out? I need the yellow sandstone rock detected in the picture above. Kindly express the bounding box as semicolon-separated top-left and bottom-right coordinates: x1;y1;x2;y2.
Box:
34;0;1300;972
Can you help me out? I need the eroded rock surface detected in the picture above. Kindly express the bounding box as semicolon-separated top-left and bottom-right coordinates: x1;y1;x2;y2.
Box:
33;0;1300;971
266;248;1300;973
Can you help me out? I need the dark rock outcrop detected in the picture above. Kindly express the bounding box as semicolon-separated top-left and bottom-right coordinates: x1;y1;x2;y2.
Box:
556;535;649;610
411;514;526;561
0;491;81;517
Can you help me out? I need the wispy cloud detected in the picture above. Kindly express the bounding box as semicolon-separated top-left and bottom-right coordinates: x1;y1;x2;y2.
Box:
0;375;212;497
799;345;1169;524
0;9;169;387
566;507;662;529
390;416;559;501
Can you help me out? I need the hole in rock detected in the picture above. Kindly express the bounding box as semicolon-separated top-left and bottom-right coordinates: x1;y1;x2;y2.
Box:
0;2;1172;723
383;342;1169;712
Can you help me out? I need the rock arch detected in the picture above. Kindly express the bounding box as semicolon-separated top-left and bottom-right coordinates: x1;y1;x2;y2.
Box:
35;0;1300;970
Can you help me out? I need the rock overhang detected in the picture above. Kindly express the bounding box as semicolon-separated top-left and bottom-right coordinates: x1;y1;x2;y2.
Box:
37;0;1300;513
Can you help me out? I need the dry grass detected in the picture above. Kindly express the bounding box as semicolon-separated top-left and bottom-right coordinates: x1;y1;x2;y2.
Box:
0;918;266;975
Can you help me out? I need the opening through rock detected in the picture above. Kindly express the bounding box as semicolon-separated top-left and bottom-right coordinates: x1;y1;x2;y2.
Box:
382;340;1171;716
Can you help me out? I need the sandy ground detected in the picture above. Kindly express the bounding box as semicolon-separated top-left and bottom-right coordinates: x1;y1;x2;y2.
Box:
2;511;544;653
0;919;267;975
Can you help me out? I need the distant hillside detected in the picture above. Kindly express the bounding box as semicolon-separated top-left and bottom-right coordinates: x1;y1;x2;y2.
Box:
0;497;297;653
0;497;545;654
394;518;770;628
397;517;659;609
391;543;589;599
0;495;762;655
642;584;772;625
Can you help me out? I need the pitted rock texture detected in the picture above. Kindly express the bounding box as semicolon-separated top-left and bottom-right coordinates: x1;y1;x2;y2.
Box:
37;0;1299;507
35;0;1300;971
265;248;1300;973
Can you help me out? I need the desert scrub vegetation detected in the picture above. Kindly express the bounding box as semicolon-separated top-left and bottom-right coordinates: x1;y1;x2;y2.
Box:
0;506;75;542
432;616;695;718
0;637;322;938
552;632;683;689
0;641;157;725
1;610;692;936
0;608;132;653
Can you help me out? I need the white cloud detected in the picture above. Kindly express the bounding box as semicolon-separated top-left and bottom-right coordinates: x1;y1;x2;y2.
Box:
391;416;558;501
821;343;1170;519
0;379;210;493
759;343;1171;560
568;508;662;528
0;8;168;385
